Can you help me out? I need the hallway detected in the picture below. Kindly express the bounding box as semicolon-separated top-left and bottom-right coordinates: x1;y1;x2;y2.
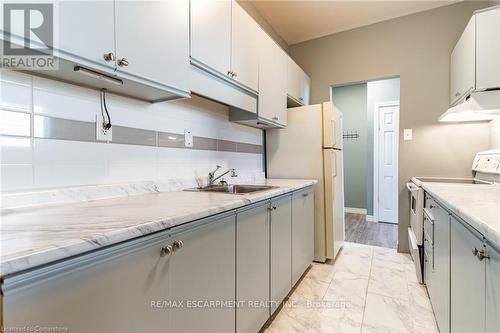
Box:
345;213;398;249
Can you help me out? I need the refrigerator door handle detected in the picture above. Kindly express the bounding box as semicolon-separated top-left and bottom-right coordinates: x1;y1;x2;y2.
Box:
332;150;337;178
332;119;337;148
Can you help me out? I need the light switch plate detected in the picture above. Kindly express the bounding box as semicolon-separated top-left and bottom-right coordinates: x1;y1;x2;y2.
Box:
184;129;193;147
96;115;112;141
404;129;413;141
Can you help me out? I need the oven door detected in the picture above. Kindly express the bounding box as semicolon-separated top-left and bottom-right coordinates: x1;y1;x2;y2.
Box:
408;227;423;284
407;182;423;245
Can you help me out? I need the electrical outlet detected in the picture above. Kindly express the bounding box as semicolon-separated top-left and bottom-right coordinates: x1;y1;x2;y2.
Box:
404;129;413;141
96;115;112;141
184;129;193;147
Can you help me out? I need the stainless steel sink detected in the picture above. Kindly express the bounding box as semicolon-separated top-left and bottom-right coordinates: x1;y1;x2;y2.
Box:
185;184;278;194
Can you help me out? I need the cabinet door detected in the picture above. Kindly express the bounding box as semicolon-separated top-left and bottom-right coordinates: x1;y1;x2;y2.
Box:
190;0;231;77
231;1;260;92
115;0;190;93
450;16;476;105
169;214;236;333
258;30;287;126
236;202;270;333
476;8;500;91
56;1;116;72
3;233;172;332
450;216;485;333
291;187;314;286
425;196;450;333
486;242;500;333
299;70;311;106
270;195;292;314
287;57;302;104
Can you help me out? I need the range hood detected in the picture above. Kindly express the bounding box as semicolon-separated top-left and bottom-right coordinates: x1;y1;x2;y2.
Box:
439;90;500;122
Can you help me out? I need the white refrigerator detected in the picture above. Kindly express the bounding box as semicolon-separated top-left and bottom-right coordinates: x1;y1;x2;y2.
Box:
267;102;345;262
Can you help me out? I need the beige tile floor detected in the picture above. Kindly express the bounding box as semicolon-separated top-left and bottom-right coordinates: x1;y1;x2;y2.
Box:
265;242;438;333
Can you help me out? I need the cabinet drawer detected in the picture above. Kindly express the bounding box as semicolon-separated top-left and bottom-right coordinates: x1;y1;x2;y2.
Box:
423;208;434;245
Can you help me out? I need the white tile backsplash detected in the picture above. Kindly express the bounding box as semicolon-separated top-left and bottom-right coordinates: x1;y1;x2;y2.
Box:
1;70;264;191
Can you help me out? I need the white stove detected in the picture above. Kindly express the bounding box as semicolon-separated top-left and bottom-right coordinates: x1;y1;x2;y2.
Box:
407;150;500;283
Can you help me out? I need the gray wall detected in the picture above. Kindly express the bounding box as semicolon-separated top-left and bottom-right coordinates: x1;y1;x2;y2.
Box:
332;83;368;210
366;78;401;216
490;119;500;148
290;1;493;252
237;0;289;53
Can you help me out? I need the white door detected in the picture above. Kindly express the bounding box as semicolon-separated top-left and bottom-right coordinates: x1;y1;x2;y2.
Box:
114;0;190;93
375;102;399;224
190;0;232;77
231;1;260;92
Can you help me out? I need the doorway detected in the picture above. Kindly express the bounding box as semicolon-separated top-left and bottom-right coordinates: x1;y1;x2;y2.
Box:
331;77;400;248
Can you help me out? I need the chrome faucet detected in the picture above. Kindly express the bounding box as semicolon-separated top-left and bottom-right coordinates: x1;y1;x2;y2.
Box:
208;165;238;186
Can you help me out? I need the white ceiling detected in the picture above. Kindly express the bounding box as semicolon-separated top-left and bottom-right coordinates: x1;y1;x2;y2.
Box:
249;0;462;45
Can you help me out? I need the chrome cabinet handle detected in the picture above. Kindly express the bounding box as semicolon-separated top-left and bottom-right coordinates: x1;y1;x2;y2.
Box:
173;240;184;251
160;244;173;257
302;193;309;197
429;204;436;209
103;52;116;62
455;92;461;97
272;206;277;210
299;97;303;101
268;206;277;211
472;247;490;261
227;70;232;76
118;58;129;67
272;116;278;121
233;72;237;78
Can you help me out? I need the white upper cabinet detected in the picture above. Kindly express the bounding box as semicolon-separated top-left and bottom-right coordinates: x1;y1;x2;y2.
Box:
287;57;311;106
476;7;500;91
57;1;115;73
231;1;260;92
450;7;500;106
190;0;232;77
450;16;476;106
258;28;287;126
115;0;190;93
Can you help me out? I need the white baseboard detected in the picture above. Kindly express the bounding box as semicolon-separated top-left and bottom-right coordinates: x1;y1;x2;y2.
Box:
345;207;367;215
366;215;375;222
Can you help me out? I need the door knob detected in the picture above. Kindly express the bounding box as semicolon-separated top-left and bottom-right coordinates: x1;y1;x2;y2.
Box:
173;240;184;251
118;58;129;67
160;244;173;257
103;52;116;62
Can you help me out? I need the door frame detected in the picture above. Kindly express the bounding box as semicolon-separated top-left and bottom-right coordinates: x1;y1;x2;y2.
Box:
373;101;400;224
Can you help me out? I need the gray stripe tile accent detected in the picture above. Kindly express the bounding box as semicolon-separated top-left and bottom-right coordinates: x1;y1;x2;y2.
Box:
112;126;157;146
158;132;185;148
237;142;263;154
217;139;237;152
21;114;263;154
34;115;95;142
193;136;217;151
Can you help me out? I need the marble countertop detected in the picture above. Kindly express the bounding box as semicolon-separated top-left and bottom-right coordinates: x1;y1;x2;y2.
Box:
0;179;316;278
421;182;500;248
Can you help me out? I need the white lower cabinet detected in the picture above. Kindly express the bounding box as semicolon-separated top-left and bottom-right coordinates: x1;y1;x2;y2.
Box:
486;242;500;333
425;192;500;333
424;196;450;333
291;187;314;285
169;214;236;333
236;202;271;333
270;195;292;314
450;216;485;333
3;231;173;332
2;187;315;333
